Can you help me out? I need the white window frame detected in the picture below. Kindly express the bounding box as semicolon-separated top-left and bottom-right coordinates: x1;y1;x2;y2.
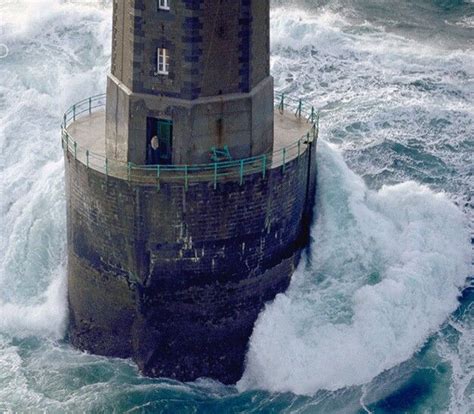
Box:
158;0;170;11
157;48;170;75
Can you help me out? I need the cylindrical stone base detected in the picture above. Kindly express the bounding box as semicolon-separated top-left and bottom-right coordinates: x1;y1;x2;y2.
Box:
64;143;316;383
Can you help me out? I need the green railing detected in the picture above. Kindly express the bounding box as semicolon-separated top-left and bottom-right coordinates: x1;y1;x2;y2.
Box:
62;93;319;188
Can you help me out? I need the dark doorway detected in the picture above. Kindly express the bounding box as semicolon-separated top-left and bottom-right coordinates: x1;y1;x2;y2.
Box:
146;117;173;165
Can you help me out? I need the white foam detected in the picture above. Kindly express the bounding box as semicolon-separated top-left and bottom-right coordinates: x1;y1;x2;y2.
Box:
270;7;349;51
0;266;67;340
0;1;111;341
239;141;471;395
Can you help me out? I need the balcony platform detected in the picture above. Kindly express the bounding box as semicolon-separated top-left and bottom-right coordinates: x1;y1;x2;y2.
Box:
67;110;311;161
63;95;317;184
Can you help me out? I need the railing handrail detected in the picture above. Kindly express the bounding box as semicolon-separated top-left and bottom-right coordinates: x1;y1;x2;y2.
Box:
62;93;319;186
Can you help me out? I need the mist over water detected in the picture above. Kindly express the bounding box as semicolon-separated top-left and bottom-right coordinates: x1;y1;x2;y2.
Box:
0;1;472;412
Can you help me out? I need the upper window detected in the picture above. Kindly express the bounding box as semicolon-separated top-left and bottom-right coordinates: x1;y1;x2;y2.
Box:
157;48;170;75
158;0;170;10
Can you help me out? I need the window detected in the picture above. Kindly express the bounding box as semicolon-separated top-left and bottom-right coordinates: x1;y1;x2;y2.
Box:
158;0;170;10
157;48;170;75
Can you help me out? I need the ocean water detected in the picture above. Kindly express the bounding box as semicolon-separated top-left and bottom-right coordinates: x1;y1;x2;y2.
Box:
0;0;472;412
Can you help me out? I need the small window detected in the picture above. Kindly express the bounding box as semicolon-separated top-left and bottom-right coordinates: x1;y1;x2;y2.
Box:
157;48;170;75
158;0;170;10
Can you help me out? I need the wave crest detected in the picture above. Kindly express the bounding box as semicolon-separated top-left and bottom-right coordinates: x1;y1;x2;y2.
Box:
239;141;470;395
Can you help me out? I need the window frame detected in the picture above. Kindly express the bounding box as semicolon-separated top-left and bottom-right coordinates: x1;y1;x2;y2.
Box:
158;0;170;11
156;47;170;75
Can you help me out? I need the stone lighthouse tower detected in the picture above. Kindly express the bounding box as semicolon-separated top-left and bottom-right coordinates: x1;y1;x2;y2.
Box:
63;0;317;384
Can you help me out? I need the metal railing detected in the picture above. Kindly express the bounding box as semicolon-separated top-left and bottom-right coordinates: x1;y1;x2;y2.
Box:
62;93;319;188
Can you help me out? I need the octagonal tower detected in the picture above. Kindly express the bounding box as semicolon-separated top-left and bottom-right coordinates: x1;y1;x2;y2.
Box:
106;0;273;165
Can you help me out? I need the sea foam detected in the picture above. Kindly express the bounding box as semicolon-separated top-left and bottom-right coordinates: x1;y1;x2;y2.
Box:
0;0;111;340
239;141;470;395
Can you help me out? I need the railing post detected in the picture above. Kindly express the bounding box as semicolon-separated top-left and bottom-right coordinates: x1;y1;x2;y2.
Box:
184;165;188;191
282;148;286;174
73;105;76;122
296;99;302;118
89;97;92;114
105;158;108;177
213;163;218;190
262;154;267;179
63;114;67;128
239;159;244;186
309;106;316;124
315;111;320;140
279;93;285;113
73;142;77;160
65;132;69;152
86;150;89;168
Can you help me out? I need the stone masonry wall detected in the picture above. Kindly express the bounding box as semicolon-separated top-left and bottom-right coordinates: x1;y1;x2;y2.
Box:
106;75;274;165
65;140;317;384
111;0;270;99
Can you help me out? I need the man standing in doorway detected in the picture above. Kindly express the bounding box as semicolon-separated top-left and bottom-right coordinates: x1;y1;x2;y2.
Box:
150;135;160;164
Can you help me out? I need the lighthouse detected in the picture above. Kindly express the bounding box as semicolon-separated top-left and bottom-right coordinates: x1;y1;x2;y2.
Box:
63;0;317;384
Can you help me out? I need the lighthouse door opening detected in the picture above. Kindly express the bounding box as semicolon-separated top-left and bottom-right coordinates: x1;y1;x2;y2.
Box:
146;117;173;165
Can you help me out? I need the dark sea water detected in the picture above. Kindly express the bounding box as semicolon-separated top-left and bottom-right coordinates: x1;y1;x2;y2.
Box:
0;1;472;412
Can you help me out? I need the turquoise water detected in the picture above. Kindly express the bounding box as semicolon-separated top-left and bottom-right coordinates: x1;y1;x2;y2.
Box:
0;1;472;412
